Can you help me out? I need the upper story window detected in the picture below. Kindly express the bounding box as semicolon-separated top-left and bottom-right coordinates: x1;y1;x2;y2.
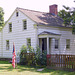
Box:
66;39;70;49
55;39;59;49
9;23;12;32
6;40;9;50
16;12;19;17
23;20;27;30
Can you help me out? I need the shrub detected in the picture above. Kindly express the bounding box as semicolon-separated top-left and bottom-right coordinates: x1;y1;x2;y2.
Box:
20;45;35;65
39;50;47;66
27;45;35;53
20;45;27;65
34;46;47;67
19;45;47;67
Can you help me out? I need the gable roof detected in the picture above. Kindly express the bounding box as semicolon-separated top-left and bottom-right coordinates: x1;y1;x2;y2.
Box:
17;7;65;27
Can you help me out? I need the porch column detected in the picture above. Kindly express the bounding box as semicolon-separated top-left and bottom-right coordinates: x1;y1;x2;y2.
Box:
47;37;49;54
39;38;42;53
51;38;55;54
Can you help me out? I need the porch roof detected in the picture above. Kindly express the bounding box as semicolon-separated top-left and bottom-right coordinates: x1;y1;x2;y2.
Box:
38;31;61;35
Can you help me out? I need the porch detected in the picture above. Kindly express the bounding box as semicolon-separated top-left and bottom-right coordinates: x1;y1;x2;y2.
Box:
38;31;61;54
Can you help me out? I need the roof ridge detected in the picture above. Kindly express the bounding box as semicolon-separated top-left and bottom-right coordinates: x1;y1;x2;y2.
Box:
17;7;47;13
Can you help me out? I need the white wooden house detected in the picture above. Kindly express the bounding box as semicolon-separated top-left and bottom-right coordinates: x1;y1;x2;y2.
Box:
0;4;75;58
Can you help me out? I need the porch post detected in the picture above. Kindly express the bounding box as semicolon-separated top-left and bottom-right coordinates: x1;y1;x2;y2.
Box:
51;38;55;53
47;37;49;54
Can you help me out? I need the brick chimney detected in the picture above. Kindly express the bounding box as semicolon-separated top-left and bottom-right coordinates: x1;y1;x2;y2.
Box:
49;4;58;15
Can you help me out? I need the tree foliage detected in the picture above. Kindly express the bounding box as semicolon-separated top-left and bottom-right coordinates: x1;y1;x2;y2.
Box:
0;7;4;28
58;1;75;27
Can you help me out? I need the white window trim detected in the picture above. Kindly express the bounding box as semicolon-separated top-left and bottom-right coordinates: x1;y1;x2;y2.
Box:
23;19;27;30
9;23;12;32
6;40;9;50
66;39;70;50
55;38;59;50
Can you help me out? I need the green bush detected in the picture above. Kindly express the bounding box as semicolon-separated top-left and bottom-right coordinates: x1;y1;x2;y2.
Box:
20;45;35;65
34;46;47;67
19;45;47;67
39;50;47;66
20;45;27;65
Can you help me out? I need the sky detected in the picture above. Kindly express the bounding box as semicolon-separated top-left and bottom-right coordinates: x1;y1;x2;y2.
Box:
0;0;75;21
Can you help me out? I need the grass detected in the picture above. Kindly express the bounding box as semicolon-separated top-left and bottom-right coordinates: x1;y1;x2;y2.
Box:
0;61;75;75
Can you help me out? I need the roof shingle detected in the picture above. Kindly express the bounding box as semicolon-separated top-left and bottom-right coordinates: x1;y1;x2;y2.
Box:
18;7;64;27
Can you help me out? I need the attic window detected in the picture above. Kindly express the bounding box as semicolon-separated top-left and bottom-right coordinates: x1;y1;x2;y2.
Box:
16;12;19;17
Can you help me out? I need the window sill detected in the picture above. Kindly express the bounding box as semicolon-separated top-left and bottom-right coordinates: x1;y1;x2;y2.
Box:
66;49;70;50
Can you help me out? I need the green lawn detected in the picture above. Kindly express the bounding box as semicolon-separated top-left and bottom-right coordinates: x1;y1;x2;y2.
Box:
0;61;75;75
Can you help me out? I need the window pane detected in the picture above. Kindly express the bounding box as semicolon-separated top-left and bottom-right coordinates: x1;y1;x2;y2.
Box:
23;20;27;30
55;39;59;49
66;39;70;49
27;38;31;47
6;40;9;50
9;23;12;32
16;12;19;17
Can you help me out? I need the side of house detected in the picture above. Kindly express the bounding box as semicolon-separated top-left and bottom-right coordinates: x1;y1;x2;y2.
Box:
0;4;75;59
0;32;2;57
38;25;75;55
2;9;38;58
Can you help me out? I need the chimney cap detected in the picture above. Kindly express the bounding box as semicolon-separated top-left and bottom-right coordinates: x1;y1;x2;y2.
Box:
50;4;57;6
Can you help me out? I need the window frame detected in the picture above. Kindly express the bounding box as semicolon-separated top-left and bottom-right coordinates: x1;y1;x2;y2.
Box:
6;40;9;50
66;39;70;49
16;11;19;17
23;20;27;30
55;39;59;50
9;23;12;32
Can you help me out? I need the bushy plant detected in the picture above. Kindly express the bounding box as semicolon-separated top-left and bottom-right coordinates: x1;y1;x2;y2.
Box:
34;46;41;66
27;45;35;53
19;45;47;67
39;50;47;66
20;45;35;65
20;45;27;65
34;46;47;67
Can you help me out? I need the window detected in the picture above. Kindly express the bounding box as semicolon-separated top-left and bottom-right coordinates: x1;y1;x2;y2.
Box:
23;20;27;30
72;25;75;34
9;23;12;32
27;38;31;47
6;40;9;50
55;39;59;49
16;12;19;17
66;39;70;49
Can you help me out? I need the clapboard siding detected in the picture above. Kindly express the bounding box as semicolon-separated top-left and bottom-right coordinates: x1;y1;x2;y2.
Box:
0;32;2;57
38;26;61;34
38;26;75;55
0;8;75;58
2;10;37;58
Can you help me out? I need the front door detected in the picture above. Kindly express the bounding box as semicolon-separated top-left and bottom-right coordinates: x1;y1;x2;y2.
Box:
42;38;47;52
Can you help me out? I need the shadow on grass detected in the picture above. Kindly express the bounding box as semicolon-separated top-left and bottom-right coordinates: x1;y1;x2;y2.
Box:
17;65;75;75
0;61;75;75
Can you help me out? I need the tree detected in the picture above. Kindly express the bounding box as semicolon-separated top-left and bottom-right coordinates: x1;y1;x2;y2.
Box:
0;7;4;28
58;1;75;27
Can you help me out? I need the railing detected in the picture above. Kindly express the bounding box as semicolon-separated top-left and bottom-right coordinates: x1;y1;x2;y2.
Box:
47;54;75;71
